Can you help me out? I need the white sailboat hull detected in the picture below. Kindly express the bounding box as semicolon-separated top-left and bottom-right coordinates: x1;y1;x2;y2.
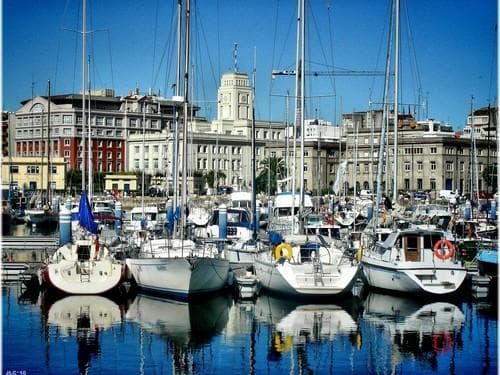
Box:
126;257;230;298
254;254;359;297
41;258;123;295
41;240;124;295
362;257;467;295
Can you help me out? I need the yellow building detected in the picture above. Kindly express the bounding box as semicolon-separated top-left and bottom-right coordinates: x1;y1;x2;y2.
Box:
2;156;66;192
104;174;138;193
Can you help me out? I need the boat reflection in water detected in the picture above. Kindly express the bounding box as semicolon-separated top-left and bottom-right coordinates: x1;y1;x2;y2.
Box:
363;292;465;371
46;295;123;374
254;293;361;363
125;292;231;372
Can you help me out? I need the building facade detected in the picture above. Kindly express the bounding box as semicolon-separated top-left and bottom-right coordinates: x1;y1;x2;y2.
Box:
2;157;66;192
11;72;497;198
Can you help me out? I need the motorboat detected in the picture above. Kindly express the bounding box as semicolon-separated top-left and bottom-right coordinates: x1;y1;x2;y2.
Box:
267;192;314;236
361;228;467;295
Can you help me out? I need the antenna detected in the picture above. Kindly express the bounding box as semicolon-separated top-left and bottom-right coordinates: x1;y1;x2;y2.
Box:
233;42;238;72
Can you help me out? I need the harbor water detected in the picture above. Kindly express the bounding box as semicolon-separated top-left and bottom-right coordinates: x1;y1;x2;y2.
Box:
2;281;497;374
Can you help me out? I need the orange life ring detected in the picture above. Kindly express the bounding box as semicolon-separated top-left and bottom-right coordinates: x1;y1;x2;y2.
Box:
433;239;455;260
432;333;452;353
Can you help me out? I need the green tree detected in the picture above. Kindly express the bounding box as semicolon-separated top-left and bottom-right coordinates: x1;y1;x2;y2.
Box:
65;168;82;196
92;171;106;194
482;164;497;192
204;170;226;189
255;156;286;195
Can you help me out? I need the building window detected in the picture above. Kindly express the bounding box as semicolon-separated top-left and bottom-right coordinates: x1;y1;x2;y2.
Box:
10;166;19;173
446;161;453;171
108;163;113;172
134;159;140;169
430;178;436;190
63;115;72;124
96;117;104;126
107;141;112;147
27;166;40;174
116;118;122;127
404;178;410;190
430;161;436;171
64;151;70;157
404;162;411;171
51;166;57;174
106;117;113;126
417;178;423;190
417;161;423;171
107;151;112;159
430;147;437;154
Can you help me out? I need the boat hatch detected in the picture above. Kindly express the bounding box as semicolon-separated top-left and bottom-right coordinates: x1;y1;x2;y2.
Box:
77;244;91;261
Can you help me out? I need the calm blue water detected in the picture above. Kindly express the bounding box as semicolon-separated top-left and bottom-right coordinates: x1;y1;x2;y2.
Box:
2;283;497;374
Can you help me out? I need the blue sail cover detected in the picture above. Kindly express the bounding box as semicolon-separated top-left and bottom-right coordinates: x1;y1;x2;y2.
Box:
78;191;98;234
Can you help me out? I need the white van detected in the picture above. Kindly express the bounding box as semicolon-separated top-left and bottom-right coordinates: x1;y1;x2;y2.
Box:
439;190;456;202
359;189;373;198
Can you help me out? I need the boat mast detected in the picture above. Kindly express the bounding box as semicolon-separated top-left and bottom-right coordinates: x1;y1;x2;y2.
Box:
180;0;190;240
47;80;52;207
298;0;305;228
172;0;182;237
87;54;92;201
81;0;87;193
392;0;400;203
372;1;394;229
292;0;305;230
251;48;257;235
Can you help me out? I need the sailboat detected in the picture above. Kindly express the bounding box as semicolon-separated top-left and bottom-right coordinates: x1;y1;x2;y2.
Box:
125;0;229;299
254;0;360;298
40;0;124;295
360;0;467;296
40;192;124;294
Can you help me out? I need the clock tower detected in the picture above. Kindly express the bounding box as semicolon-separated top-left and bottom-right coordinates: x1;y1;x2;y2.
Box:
217;72;252;122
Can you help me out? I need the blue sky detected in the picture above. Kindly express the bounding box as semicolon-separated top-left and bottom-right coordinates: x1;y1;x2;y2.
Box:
3;0;497;130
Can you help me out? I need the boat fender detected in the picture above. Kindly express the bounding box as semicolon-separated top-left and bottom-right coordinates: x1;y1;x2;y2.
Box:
274;243;293;260
433;239;455;260
356;245;363;262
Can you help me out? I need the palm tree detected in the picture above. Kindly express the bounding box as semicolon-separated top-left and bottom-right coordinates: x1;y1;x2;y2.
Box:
256;156;286;195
